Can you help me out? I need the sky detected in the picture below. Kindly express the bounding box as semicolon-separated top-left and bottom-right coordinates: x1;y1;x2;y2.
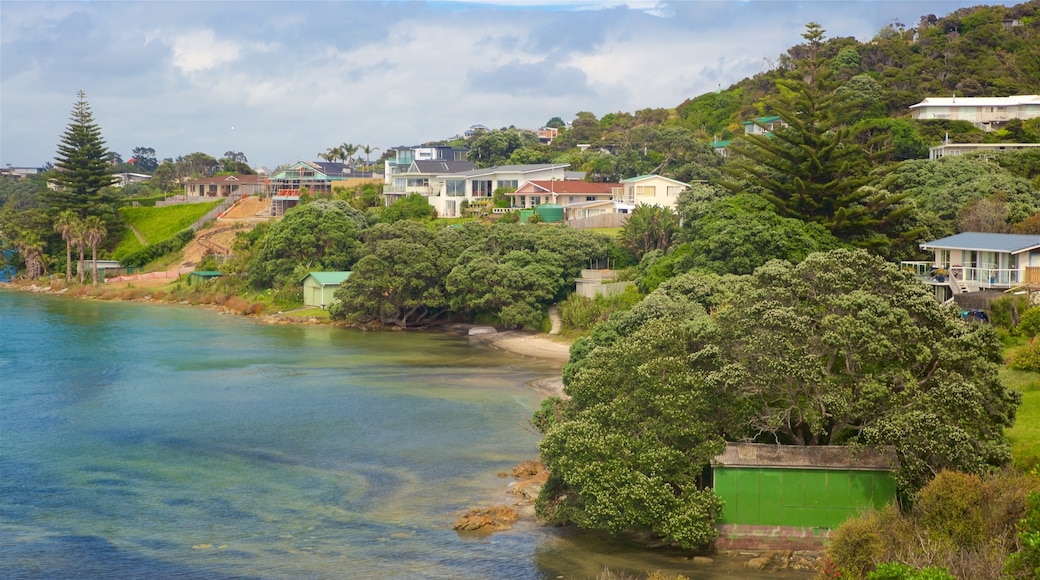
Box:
0;0;1014;170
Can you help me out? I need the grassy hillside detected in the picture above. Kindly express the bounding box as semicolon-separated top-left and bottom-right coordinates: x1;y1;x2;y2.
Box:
1004;367;1040;469
113;201;220;259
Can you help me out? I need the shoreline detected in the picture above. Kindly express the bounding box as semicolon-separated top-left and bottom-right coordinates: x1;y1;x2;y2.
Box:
1;280;573;398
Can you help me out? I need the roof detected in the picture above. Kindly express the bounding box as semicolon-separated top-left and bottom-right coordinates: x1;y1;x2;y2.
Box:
513;180;621;195
443;163;570;178
921;232;1040;254
183;173;265;186
410;160;476;174
302;271;352;285
714;442;898;471
621;174;690;187
910;95;1040;109
741;115;782;125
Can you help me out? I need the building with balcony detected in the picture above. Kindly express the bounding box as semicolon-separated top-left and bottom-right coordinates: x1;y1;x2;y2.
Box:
427;164;570;217
927;141;1040;160
383;159;476;205
613;174;689;212
903;232;1040;302
909;95;1040;132
383;145;468;187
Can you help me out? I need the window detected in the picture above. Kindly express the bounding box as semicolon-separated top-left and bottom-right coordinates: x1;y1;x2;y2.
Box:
406;177;429;187
531;196;541;206
635;185;656;197
472;180;493;197
496;179;518;191
586;196;597;202
446;180;466;196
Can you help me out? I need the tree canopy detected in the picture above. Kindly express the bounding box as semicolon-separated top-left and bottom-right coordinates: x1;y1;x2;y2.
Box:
47;91;117;218
538;249;1020;546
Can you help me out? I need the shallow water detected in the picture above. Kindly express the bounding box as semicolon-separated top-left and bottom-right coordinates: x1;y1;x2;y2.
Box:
0;291;811;579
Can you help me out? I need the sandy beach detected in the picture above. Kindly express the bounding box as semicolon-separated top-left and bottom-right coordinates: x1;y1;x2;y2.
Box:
464;329;570;399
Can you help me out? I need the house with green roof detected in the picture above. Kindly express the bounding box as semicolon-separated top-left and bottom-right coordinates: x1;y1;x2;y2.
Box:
301;271;352;309
741;115;785;137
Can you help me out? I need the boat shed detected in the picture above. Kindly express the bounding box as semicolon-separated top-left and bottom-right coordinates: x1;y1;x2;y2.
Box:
301;271;352;309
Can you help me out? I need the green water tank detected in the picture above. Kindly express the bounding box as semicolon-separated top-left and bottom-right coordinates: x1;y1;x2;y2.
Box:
535;204;564;223
519;209;535;224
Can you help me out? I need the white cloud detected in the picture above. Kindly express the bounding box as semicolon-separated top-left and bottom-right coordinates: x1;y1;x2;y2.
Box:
170;29;245;74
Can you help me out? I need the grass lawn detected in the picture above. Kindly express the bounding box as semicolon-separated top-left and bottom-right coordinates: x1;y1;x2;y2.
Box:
589;227;622;237
113;202;221;259
1003;367;1040;470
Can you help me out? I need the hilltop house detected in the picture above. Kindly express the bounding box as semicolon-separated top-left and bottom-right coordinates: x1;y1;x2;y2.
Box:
741;115;786;136
383;145;469;188
267;161;381;216
507;179;620;210
183;174;265;198
383;159;476;205
909;95;1040;132
927;141;1040;160
903;232;1040;301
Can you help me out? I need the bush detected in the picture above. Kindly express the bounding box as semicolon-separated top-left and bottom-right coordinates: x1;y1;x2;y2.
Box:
826;510;888;579
1019;307;1040;338
991;294;1031;330
866;562;954;580
1005;491;1040;579
915;470;987;547
1008;340;1040;371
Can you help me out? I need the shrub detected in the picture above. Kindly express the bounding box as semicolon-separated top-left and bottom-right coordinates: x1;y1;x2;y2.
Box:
1008;340;1040;371
915;470;987;547
826;510;887;579
1005;491;1040;580
866;562;954;580
120;229;195;269
1019;307;1040;338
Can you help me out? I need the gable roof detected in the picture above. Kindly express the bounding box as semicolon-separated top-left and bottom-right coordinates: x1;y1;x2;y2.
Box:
514;180;621;195
621;174;690;187
921;232;1040;254
302;271;352;285
183;173;265;186
741;115;782;125
410;160;476;174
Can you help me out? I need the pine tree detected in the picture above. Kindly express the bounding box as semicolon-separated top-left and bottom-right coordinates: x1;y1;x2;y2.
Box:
47;91;117;218
723;23;915;247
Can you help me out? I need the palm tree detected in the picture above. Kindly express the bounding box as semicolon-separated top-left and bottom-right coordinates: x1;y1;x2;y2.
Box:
53;210;80;282
341;143;359;169
72;220;87;284
361;145;380;173
15;231;45;279
319;147;341;163
83;215;107;286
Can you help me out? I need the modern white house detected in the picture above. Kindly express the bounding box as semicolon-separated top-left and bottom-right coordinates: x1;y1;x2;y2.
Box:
383;145;468;187
903;232;1040;300
426;164;571;217
909;95;1040;132
612;174;689;212
383;159;476;205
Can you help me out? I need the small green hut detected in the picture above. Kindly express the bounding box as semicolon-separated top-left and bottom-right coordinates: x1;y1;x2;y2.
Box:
301;271;352;309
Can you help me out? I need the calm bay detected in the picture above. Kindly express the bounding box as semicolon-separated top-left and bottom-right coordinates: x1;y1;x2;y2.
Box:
0;291;809;579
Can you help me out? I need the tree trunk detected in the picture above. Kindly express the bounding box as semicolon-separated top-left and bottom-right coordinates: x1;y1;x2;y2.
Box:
91;245;99;286
66;241;72;282
78;248;86;284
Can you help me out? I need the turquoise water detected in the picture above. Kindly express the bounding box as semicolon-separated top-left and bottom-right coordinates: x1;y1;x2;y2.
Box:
0;291;809;579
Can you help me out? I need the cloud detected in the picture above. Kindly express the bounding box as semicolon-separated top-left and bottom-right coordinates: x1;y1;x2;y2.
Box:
170;29;245;74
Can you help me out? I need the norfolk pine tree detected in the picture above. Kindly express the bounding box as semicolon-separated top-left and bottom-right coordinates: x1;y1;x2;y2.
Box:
48;91;117;218
723;23;916;249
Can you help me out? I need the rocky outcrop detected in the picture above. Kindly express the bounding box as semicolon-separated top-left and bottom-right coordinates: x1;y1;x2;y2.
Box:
452;506;519;533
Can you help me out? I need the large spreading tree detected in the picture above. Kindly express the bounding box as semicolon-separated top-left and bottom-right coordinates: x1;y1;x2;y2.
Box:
47;91;117;218
538;249;1020;547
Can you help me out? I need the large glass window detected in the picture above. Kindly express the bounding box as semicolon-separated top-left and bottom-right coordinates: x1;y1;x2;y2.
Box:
496;180;518;191
473;180;493;197
635;185;656;197
446;180;466;196
406;177;429;187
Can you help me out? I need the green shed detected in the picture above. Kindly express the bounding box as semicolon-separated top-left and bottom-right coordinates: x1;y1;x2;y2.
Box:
301;271;352;309
712;443;898;550
534;203;564;223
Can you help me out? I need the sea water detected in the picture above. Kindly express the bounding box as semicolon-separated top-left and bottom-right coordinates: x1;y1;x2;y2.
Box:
0;291;810;579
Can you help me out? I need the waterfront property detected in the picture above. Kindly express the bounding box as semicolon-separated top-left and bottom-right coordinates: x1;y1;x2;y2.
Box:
301;271;351;309
712;443;898;550
903;232;1040;301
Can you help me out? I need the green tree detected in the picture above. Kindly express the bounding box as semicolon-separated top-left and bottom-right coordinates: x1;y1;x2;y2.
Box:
47;90;117;218
130;147;158;172
53;210;80;282
617;204;678;259
380;193;436;223
14;230;46;278
248;199;367;289
723;24;913;247
83;215;107;285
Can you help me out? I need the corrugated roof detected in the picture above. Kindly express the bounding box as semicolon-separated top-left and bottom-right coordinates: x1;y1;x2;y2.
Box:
921;232;1040;253
302;271;352;285
445;164;570;178
516;180;621;194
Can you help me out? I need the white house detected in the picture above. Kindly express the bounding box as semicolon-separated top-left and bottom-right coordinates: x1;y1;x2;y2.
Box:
427;164;570;217
383;159;476;205
909;95;1040;132
613;175;689;212
928;142;1040;160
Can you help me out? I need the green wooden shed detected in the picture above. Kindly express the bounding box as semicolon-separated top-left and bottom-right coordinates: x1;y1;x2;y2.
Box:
301;271;351;309
712;443;898;550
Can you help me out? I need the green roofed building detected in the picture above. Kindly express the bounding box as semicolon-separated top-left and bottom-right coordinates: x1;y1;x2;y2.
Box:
301;271;352;309
712;442;898;550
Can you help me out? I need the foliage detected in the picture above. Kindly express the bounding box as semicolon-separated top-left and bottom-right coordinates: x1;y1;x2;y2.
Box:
723;24;915;250
1004;491;1040;580
46;90;117;218
120;229;194;269
557;286;643;332
248;199;367;289
380;193;436;223
616;204;678;259
827;469;1040;580
466;128;540;167
1018;307;1040;338
1007;340;1040;372
990;294;1032;330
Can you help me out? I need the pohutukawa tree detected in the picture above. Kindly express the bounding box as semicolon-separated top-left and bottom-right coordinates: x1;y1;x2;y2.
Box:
47;91;117;218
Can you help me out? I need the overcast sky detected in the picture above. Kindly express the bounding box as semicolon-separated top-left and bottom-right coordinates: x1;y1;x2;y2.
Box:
0;0;1010;170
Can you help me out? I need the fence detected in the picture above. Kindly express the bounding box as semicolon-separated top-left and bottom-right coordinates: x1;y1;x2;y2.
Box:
566;213;627;229
190;198;236;231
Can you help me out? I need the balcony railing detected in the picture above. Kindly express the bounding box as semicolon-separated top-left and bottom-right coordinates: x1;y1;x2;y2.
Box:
901;261;1025;288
